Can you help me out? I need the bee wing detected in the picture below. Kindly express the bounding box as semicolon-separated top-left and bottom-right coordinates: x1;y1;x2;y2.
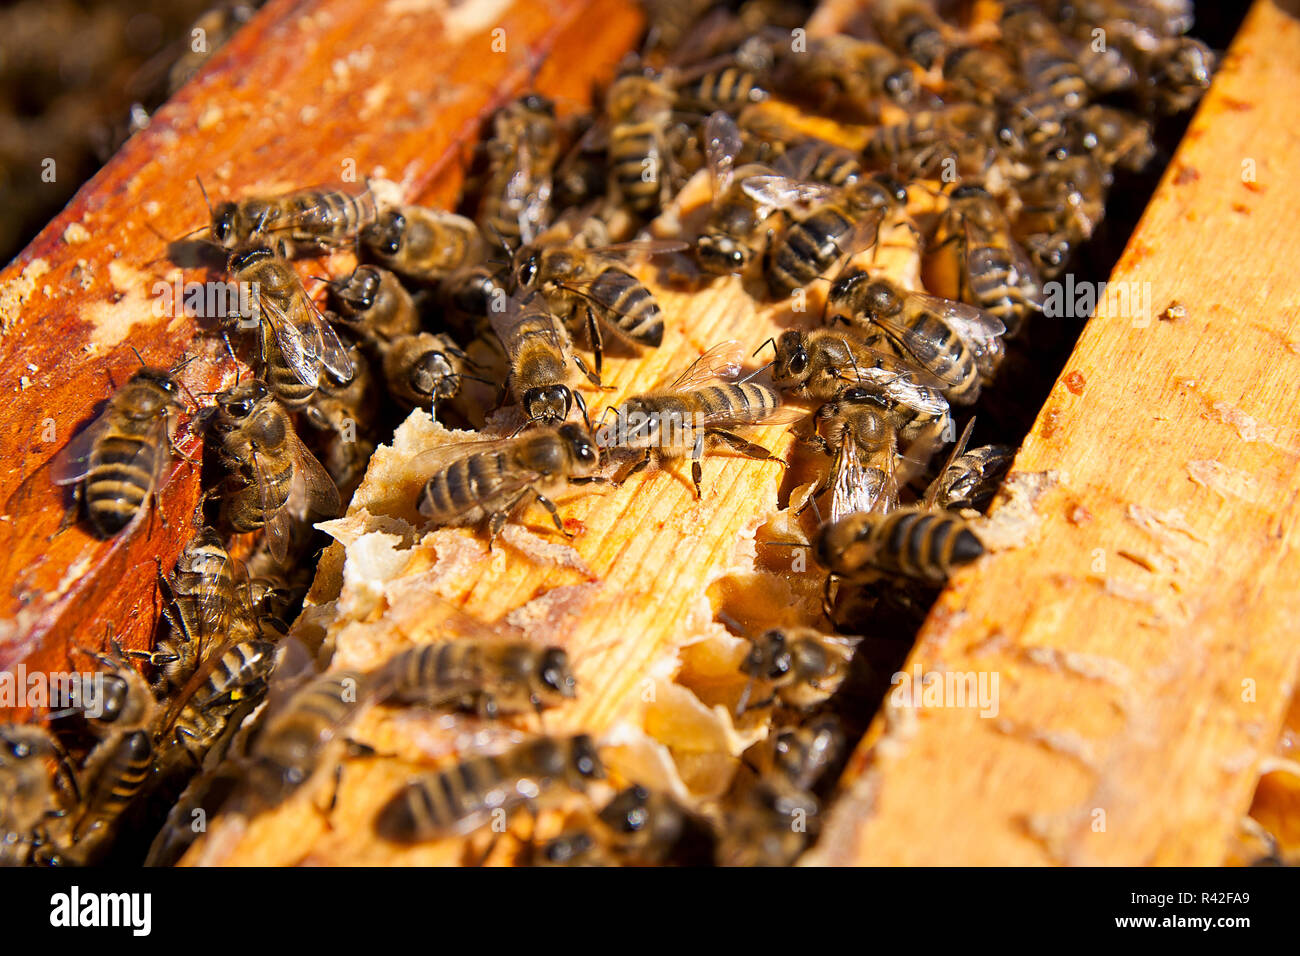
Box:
962;219;1044;311
923;416;975;509
848;363;952;418
249;448;295;565
268;184;378;233
741;175;840;214
829;430;898;522
258;289;322;388
589;239;691;259
48;411;114;485
704;111;742;201
287;430;342;522
300;287;356;383
504;143;552;246
773;141;853;183
667;340;748;390
882;290;1006;382
408;435;532;480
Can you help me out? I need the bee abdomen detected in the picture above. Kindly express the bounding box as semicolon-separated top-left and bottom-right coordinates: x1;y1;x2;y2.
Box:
588;269;663;347
86;436;156;533
81;730;153;828
611;126;662;212
878;510;983;584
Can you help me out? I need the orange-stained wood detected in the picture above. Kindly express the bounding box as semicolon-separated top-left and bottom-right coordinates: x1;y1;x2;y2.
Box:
0;0;644;704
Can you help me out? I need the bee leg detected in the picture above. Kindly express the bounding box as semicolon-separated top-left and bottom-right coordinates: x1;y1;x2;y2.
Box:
794;477;828;517
50;484;83;540
572;354;602;387
821;574;841;624
708;429;786;468
616;450;654;484
585;306;603;378
167;434;201;467
531;491;572;538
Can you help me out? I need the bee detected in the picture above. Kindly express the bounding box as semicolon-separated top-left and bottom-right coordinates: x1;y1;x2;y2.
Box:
329;265;422;348
478;94;561;251
0;725;70;866
941;46;1020;107
780;35;916;116
815;505;985;588
50;362;194;538
161;632;278;764
375;734;605;843
415;423;604;543
999;5;1090;144
1062;105;1155;177
736;627;862;714
861;102;996;174
490;291;598;427
742;173;909;297
132;520;243;696
602;341;797;498
1128;35;1215;114
694;112;780;277
674;63;768;114
233;670;370;806
926;184;1044;338
227;246;355;405
716;777;820;866
303;344;380;497
871;0;947;70
375;604;577;719
1011;155;1107;278
548;784;715;866
360;206;487;284
801;381;953;520
766;327;954;418
206;184;376;254
512;236;682;376
381;332;481;417
211;380;341;563
749;715;846;792
825;271;1006;406
921;419;1014;514
605;71;678;217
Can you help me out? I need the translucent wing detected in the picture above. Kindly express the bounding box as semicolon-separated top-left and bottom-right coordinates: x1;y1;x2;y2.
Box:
488;292;566;362
589;239;691;260
287;431;341;522
741;175;840;214
668;340;747;390
296;283;355;383
871;290;1005;384
704;111;742;201
258;289;321;388
923;416;976;509
266;185;377;235
774;140;858;184
250;448;294;566
408;434;534;481
963;219;1044;311
49;411;114;486
829;426;898;522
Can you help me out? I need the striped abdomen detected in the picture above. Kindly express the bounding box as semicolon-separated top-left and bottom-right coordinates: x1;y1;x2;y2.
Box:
769;205;857;296
610;122;664;214
381;642;485;704
862;316;980;406
676;68;766;112
284;189;374;242
76;730;153;839
261;321;317;409
586;268;663;347
868;509;984;585
173;639;276;755
228;454;293;534
254;671;366;796
964;244;1035;338
863;112;942;166
376;751;519;841
694;382;780;425
85;427;159;537
420;449;512;522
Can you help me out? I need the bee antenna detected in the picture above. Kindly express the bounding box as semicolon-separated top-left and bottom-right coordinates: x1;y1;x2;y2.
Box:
195;176;215;218
716;610;747;635
752;338;776;359
131;346;148;368
574;390;593;431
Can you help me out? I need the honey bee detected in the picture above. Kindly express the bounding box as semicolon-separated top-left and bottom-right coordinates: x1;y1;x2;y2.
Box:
999;5;1090;145
478;94;561;251
375;734;605;843
564;784;716;866
1065;105;1155;177
328;264;422;348
801;381;953;520
1011;154;1106;278
736;627;861;714
926;184;1044;338
741;173;909;297
227;246;355;404
211;380;342;563
512;237;682;376
749;715;846;792
360;206;487;284
415;423;604;543
605;71;678;217
779;35;917;116
602;341;797;498
825;271;1006;406
674;62;769;114
50;358;197;539
375;603;576;719
162;634;278;764
922;420;1014;514
815;505;985;587
1123;35;1214;115
694;112;780;277
205;184;376;255
242;670;371;805
860;102;996;174
716;777;820;866
489;291;598;427
0;725;70;865
941;46;1020;107
381;332;481;417
303;344;380;498
871;0;948;70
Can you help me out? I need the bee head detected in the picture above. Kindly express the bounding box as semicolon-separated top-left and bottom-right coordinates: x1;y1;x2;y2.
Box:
599;784;653;835
0;726;50;763
537;648;577;700
774;331;808;380
520;93;555;116
525;384;572;426
211;202;241;246
334;266;381;314
411;350;456;403
515;250;542;288
363;211;405;257
870;173;909;206
217;380;269;420
696;234;748;274
569;734;605;782
227;245;274;275
746;629;793;680
559;422;600;470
